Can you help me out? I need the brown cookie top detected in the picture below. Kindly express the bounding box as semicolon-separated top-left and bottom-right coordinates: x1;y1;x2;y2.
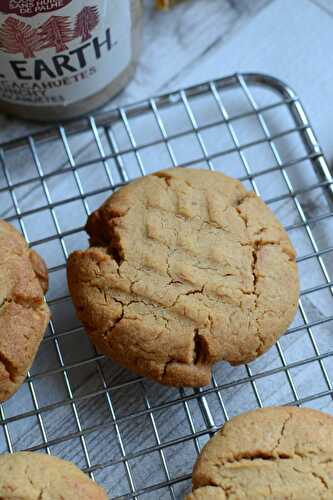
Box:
185;406;333;499
68;168;299;387
0;220;50;401
0;452;107;499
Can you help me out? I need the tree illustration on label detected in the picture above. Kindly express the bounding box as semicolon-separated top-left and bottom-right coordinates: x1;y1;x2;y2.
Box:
73;6;99;43
0;16;41;58
38;16;72;53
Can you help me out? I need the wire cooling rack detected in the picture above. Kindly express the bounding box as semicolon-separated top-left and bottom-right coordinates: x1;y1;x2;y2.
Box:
0;73;333;499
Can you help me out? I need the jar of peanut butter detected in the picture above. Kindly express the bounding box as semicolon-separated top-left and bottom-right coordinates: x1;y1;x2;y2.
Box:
0;0;143;121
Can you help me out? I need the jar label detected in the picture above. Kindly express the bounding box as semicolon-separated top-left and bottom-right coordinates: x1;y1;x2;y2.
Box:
0;0;73;17
0;0;132;107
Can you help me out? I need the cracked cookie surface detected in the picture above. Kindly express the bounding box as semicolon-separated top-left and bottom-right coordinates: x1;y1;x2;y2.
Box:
185;406;333;499
67;168;299;387
0;220;50;401
0;452;107;499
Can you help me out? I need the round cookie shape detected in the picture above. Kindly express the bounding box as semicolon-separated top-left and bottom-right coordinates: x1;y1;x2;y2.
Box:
0;220;50;401
67;168;299;387
185;406;333;499
0;452;107;499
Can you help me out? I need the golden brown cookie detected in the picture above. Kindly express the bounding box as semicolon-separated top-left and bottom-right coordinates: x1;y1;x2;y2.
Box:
185;406;333;499
0;220;50;401
0;452;107;499
67;168;299;387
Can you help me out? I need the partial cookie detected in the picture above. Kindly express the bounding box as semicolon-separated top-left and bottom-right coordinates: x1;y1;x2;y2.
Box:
185;407;333;499
0;452;107;499
0;220;50;401
67;168;299;387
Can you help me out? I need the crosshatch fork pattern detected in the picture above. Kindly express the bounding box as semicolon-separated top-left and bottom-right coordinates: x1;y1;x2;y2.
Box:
0;73;333;499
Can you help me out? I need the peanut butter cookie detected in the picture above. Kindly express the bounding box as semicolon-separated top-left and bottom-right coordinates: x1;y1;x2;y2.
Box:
0;220;50;401
67;168;299;387
185;406;333;499
0;452;107;499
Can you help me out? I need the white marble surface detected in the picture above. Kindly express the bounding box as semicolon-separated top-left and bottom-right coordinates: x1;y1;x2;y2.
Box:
0;1;333;499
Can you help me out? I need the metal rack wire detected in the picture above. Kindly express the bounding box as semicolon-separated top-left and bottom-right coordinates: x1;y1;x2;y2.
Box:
0;73;333;499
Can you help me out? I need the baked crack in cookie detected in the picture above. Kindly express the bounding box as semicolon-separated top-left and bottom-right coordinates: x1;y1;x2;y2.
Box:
68;168;299;387
0;452;107;499
185;407;333;499
0;220;50;401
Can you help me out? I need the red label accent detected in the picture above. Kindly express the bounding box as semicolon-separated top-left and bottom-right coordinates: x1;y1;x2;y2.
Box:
0;0;72;17
38;15;72;52
0;3;100;57
74;6;99;42
0;16;42;56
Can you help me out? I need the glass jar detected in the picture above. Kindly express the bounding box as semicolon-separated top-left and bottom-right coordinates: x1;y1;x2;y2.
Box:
0;0;143;121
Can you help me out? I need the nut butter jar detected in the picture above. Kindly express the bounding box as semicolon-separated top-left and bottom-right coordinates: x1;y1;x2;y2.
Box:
0;0;143;121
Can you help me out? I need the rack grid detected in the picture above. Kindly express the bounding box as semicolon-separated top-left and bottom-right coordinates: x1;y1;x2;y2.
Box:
0;73;333;499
